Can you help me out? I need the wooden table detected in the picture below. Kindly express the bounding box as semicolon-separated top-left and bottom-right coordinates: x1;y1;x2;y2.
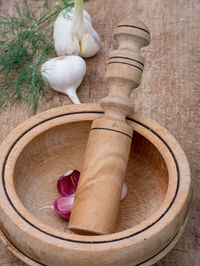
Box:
0;0;199;265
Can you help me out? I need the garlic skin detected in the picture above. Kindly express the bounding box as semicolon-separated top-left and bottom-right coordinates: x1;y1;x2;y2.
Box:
54;196;74;220
54;169;80;221
52;169;128;221
81;26;101;58
53;8;101;58
41;55;86;104
57;170;80;197
39;169;128;220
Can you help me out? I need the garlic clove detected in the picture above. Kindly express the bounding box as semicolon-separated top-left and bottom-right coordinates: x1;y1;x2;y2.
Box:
80;17;101;58
57;169;80;197
80;31;100;58
54;169;127;221
80;30;100;58
53;196;74;220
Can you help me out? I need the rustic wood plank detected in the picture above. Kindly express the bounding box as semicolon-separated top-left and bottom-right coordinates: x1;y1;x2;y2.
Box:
0;0;199;265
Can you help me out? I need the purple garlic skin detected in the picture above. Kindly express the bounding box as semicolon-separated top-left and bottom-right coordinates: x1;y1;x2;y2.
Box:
53;197;74;220
54;169;80;221
54;169;127;221
57;169;80;197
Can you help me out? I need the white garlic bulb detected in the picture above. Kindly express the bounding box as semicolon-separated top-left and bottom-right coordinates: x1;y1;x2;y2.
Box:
53;4;101;58
41;55;86;104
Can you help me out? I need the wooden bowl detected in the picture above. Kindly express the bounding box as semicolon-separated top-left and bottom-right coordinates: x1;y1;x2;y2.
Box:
0;104;191;266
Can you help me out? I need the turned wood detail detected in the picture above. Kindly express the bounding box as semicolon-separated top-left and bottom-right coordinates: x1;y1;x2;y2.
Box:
101;18;151;121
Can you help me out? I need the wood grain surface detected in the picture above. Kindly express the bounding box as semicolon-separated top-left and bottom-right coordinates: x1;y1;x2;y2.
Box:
0;0;199;265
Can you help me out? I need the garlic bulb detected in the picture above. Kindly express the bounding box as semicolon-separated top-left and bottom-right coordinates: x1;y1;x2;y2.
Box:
41;55;86;104
53;0;101;58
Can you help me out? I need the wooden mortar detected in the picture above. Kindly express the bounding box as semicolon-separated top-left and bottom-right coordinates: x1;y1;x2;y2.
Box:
0;104;191;266
68;19;151;235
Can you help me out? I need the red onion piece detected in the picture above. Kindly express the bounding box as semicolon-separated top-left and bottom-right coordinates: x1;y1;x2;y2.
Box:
57;169;80;197
53;196;74;220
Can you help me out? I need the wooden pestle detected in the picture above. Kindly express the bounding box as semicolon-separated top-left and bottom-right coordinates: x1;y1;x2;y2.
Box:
68;19;151;235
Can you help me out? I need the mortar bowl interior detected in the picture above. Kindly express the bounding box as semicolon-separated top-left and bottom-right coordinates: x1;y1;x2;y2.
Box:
13;119;168;234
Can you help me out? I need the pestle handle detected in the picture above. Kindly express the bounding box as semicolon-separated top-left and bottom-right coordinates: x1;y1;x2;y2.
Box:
68;19;150;235
101;18;150;120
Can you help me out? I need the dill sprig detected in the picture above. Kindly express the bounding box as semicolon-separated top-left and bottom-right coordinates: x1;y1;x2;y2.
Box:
0;0;73;113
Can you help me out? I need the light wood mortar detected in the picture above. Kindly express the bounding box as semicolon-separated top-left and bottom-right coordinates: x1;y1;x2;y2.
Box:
0;104;191;266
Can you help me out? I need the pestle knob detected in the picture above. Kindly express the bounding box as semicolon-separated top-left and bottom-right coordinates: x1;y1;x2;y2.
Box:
69;19;150;235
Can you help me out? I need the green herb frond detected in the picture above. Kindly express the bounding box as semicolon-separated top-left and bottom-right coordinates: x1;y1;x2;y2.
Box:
0;0;73;113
